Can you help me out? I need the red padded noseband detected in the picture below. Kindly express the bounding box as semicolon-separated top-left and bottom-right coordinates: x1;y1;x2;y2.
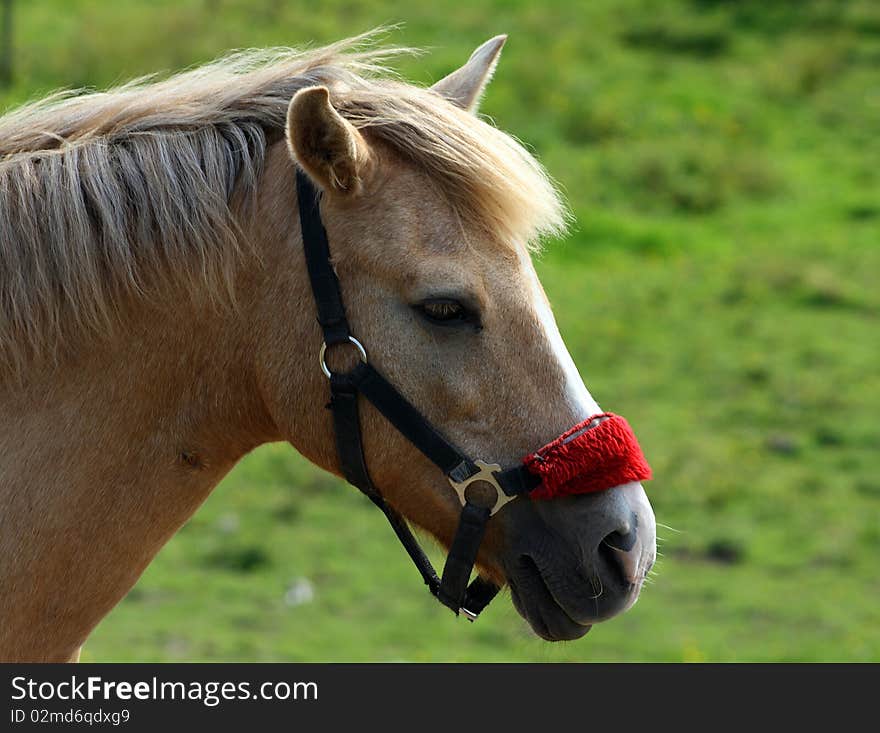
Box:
524;413;652;500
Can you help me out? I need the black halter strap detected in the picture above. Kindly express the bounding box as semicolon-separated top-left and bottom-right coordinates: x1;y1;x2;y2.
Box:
296;168;511;618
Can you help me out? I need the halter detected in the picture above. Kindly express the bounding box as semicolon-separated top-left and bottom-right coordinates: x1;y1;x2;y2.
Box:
296;169;651;620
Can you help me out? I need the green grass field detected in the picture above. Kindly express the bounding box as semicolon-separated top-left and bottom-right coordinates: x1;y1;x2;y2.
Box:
3;0;878;661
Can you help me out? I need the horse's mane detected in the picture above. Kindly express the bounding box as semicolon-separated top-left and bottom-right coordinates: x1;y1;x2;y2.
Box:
0;30;565;375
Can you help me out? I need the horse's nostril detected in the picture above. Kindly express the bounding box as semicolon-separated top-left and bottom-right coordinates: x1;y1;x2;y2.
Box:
598;512;641;586
602;527;637;553
602;511;639;552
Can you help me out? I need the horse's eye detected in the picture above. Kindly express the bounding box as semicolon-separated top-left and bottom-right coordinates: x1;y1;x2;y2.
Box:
422;300;463;321
415;299;480;328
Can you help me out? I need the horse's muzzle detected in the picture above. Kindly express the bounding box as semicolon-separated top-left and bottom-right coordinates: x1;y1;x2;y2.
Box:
503;480;656;640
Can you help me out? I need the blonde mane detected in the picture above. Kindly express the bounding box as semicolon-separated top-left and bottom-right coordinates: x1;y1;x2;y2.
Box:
0;31;566;375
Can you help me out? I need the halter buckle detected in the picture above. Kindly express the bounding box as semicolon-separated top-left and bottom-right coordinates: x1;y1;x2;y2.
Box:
447;460;514;516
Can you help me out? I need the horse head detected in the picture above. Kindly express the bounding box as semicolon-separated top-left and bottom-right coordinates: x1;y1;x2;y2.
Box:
262;36;657;640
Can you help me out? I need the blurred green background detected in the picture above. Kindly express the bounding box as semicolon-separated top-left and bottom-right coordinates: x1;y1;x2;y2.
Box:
2;0;877;661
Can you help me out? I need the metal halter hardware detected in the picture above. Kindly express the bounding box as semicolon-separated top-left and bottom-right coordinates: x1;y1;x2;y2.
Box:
295;167;543;621
319;336;368;379
447;461;514;517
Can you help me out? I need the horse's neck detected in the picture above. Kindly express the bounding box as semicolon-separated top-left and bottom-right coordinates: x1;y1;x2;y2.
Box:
0;142;316;661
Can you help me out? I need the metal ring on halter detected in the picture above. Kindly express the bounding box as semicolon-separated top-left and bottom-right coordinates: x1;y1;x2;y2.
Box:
319;336;368;379
447;460;515;517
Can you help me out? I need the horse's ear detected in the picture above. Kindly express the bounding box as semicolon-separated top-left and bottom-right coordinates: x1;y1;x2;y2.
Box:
431;35;507;113
285;86;372;194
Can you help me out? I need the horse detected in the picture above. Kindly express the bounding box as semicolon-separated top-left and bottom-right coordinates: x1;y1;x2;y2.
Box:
0;31;656;662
